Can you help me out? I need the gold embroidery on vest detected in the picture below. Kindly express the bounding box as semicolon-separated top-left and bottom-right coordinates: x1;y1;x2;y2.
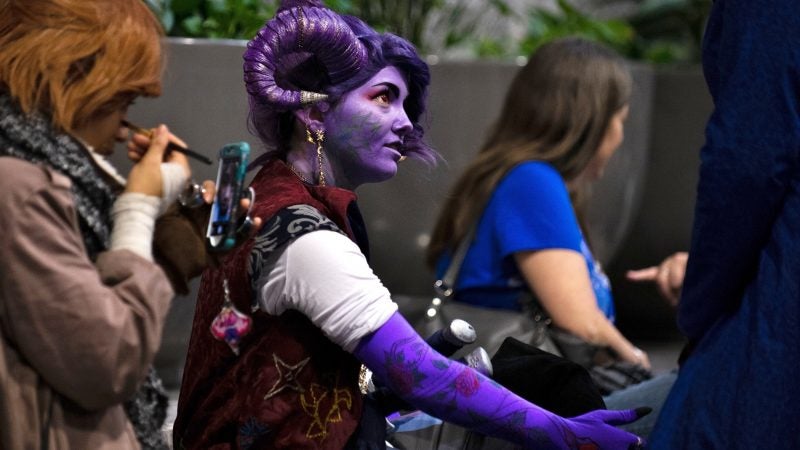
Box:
300;382;354;440
263;354;310;399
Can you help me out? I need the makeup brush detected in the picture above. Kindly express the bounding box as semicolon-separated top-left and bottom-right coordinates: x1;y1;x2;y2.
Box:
121;119;212;165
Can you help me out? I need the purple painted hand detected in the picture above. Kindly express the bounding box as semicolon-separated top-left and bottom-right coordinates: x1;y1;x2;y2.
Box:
553;408;650;449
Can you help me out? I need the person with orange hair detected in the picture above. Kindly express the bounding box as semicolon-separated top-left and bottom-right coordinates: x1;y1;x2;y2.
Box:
0;0;203;448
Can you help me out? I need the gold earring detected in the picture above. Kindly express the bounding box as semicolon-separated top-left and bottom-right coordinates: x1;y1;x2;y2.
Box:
306;127;326;186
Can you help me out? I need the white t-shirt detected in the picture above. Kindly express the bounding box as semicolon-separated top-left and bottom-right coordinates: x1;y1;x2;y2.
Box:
254;229;398;352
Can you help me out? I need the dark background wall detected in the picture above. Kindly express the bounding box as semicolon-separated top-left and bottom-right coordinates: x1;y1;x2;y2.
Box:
609;67;712;339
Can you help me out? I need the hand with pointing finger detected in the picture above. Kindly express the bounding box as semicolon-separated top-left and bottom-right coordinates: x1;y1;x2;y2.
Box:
626;252;688;307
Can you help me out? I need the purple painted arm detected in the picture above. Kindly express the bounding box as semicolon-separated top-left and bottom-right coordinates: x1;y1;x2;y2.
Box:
354;312;646;449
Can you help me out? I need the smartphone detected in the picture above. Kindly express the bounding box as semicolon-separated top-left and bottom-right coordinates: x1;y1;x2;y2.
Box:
206;142;251;251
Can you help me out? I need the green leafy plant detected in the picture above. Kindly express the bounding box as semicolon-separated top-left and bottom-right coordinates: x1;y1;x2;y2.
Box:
335;1;440;52
519;0;712;64
428;0;515;57
625;0;712;63
144;0;515;56
145;0;277;39
519;0;636;60
143;0;711;64
327;0;515;55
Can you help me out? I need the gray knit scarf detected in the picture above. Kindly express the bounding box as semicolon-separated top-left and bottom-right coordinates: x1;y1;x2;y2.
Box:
0;93;169;450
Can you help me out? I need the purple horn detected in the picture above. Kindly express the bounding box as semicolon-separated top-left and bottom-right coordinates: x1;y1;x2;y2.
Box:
243;5;367;110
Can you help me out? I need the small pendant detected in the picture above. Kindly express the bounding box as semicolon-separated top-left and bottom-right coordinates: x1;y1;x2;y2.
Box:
358;365;372;395
210;278;252;355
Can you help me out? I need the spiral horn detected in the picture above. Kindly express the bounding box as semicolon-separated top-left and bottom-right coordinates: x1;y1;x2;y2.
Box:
243;4;367;110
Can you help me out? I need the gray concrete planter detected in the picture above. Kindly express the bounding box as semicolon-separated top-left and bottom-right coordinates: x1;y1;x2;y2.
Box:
120;38;706;387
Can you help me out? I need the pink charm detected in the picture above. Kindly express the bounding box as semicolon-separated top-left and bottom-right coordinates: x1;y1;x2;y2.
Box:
210;278;252;355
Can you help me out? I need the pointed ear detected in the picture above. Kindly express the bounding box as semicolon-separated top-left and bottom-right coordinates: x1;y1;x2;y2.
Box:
292;104;326;132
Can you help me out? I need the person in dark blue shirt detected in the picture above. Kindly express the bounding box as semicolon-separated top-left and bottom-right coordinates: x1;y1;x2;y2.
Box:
649;0;800;447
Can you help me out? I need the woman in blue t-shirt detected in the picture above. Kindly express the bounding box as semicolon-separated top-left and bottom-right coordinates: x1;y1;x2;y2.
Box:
427;37;648;371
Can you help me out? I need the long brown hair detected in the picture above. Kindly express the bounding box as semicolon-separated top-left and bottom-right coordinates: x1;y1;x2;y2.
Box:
0;0;164;134
427;37;631;267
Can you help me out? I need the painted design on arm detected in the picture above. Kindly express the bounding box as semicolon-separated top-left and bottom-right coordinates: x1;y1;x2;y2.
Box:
355;312;645;449
376;326;552;445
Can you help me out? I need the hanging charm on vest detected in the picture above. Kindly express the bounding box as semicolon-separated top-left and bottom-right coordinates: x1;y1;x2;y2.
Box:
210;278;253;355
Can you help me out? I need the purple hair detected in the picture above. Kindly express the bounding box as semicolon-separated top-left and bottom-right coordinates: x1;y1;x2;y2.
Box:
243;0;435;166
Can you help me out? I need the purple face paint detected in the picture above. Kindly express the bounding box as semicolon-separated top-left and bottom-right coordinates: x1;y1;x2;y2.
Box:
322;66;413;189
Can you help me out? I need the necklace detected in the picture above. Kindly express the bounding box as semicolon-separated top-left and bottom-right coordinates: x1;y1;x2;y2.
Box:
288;163;312;184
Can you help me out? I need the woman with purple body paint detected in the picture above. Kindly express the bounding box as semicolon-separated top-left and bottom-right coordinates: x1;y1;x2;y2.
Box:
174;1;647;449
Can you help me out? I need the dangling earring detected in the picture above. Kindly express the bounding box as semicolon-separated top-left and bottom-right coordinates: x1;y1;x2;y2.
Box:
306;127;326;186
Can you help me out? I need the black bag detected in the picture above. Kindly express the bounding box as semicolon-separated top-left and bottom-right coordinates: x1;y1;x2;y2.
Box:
546;326;601;367
539;308;654;394
490;337;606;417
419;223;652;395
588;362;654;396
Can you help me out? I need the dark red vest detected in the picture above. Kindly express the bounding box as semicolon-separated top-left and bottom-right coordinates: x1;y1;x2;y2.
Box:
174;160;365;449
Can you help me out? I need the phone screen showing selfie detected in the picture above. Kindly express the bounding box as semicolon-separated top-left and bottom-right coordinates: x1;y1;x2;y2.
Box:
209;155;241;236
